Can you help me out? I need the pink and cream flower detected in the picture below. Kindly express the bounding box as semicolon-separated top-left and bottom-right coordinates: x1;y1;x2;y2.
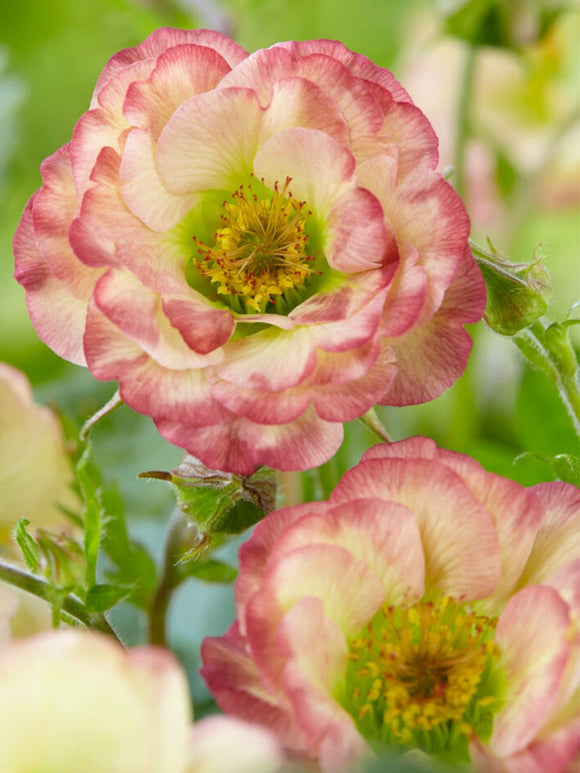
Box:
202;437;580;771
0;628;283;773
14;29;485;474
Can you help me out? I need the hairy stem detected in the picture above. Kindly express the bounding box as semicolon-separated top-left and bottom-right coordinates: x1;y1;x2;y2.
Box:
0;561;118;638
517;322;580;438
148;511;190;646
80;390;123;441
360;408;393;443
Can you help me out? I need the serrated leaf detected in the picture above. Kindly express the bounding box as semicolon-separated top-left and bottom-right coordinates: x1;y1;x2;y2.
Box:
177;559;237;585
13;518;40;573
100;485;157;608
75;443;102;587
86;583;131;613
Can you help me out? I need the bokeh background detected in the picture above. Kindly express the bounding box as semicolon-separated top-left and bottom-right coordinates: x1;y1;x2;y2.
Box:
1;0;579;709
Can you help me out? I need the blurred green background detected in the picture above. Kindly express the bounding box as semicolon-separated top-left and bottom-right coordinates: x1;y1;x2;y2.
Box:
1;0;578;707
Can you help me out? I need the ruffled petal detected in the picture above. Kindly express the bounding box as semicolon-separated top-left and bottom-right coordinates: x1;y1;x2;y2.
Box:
156;405;344;475
381;247;486;405
201;623;302;749
123;43;232;137
157;87;263;194
244;544;385;686
271;498;426;603
92;27;247;101
84;304;226;427
517;482;580;589
120;128;197;231
14;200;90;366
434;449;545;610
490;585;572;757
332;457;501;600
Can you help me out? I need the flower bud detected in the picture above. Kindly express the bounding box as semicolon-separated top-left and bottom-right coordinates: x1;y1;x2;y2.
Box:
474;243;552;335
140;457;277;560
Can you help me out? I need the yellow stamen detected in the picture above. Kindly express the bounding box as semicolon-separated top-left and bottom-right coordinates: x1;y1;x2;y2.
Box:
193;176;317;313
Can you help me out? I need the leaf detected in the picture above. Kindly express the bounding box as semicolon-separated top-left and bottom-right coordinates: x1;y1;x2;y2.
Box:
75;442;103;587
100;485;157;609
177;559;238;585
13;518;40;573
86;583;132;614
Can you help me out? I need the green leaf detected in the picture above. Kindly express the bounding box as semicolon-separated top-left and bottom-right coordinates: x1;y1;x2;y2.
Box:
177;559;238;585
13;518;40;573
100;485;157;609
75;442;103;587
35;530;84;591
86;583;131;614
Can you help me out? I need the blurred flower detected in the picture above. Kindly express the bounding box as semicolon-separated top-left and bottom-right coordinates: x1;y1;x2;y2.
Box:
0;628;283;773
402;8;580;230
202;437;580;771
187;715;283;773
0;629;191;773
0;363;78;542
0;363;79;640
14;28;485;474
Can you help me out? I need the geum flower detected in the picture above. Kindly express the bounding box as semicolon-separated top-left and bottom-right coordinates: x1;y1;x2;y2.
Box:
0;629;283;773
0;363;78;542
14;29;485;474
202;437;580;772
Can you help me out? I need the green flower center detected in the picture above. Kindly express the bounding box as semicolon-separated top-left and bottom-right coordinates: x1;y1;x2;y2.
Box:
193;177;318;314
344;596;505;761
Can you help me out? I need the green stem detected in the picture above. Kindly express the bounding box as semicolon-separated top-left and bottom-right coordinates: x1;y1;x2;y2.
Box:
316;457;339;500
80;389;123;441
518;322;580;438
359;408;393;443
0;560;118;638
148;511;190;646
454;44;477;202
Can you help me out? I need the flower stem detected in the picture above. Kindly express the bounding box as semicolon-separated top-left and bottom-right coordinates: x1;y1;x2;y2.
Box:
148;511;189;646
0;560;118;638
517;322;580;438
80;389;123;441
359;408;393;443
454;43;477;202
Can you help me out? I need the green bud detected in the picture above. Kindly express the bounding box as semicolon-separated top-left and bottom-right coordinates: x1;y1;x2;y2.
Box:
473;242;552;335
140;456;277;563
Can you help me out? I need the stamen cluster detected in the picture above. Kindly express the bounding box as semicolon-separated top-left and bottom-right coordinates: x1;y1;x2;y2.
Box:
194;177;316;313
346;596;501;753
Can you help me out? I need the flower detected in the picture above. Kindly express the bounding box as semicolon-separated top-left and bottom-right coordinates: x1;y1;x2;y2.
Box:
0;363;80;640
14;29;485;474
201;437;580;771
0;363;78;542
0;629;192;772
0;628;283;773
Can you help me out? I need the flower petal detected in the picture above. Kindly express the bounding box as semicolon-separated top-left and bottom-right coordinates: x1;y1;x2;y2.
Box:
13;199;90;366
157;405;343;475
332;457;501;599
157;87;263;194
123;43;232;137
490;585;572;756
518;482;580;589
381;246;486;405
